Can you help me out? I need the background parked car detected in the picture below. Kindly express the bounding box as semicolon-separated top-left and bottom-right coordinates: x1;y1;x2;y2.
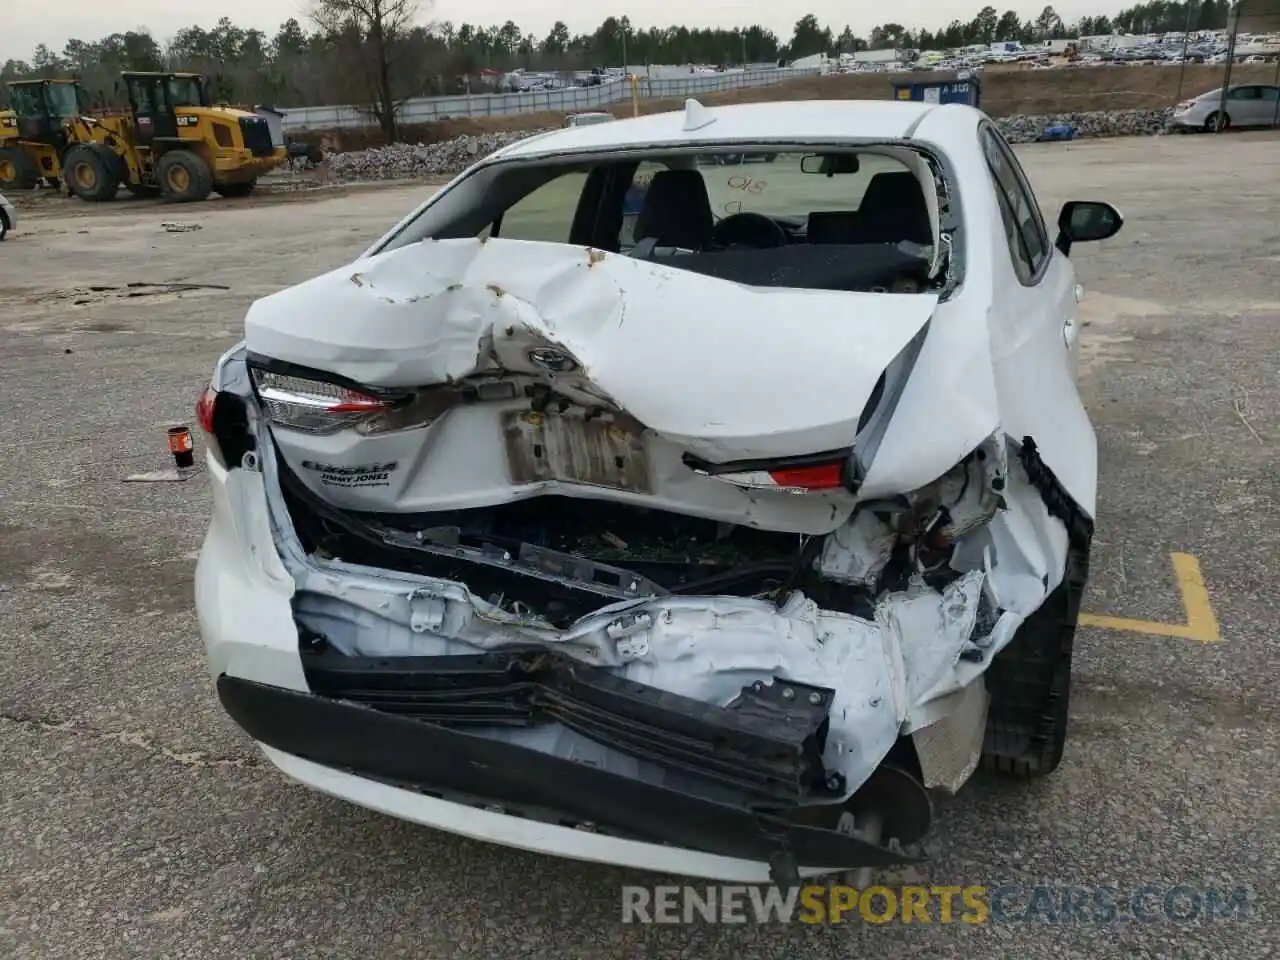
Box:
0;192;16;240
1171;84;1280;131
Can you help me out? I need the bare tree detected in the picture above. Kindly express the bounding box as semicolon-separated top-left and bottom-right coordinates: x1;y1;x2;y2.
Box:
313;0;421;140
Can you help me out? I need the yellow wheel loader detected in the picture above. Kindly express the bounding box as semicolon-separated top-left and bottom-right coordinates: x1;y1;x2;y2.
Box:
3;72;287;202
64;72;288;202
0;79;85;190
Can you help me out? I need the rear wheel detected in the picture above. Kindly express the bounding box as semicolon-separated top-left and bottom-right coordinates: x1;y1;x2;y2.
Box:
62;144;121;202
215;179;257;198
0;147;39;190
0;208;9;241
980;542;1088;778
157;150;213;203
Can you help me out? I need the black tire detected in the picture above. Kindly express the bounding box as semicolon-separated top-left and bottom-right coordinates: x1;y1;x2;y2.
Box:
215;180;257;198
1204;111;1230;132
0;147;39;190
980;542;1088;778
62;144;121;202
157;149;213;203
124;182;162;198
0;209;9;241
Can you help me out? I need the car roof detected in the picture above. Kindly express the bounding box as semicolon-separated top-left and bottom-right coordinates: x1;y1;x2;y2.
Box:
495;99;948;161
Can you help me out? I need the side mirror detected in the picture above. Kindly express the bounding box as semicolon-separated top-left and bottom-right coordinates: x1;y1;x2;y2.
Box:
800;153;860;176
1056;200;1123;255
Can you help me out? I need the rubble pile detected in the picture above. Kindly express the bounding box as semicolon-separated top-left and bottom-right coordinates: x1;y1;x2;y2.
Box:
997;108;1175;143
322;108;1178;183
326;130;550;181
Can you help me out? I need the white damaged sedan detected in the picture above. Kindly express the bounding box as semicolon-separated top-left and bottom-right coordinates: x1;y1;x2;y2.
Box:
194;99;1123;883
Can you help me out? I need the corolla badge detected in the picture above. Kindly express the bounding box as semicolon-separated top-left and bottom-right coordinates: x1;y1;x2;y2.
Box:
528;348;577;372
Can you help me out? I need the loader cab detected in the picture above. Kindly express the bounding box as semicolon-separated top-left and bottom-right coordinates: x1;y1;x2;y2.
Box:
122;72;209;144
6;80;86;143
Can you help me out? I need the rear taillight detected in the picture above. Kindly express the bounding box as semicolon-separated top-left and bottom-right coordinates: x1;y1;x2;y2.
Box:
196;386;217;433
684;452;851;494
254;370;391;435
248;365;449;436
767;462;844;490
195;384;254;467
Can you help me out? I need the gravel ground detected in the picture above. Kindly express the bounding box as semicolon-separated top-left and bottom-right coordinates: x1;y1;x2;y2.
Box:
1;132;1278;958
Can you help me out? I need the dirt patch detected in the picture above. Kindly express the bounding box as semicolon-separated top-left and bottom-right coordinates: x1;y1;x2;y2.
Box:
292;64;1274;149
10;178;447;221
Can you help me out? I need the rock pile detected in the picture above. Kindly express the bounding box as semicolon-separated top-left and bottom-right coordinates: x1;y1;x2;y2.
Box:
323;108;1178;183
326;130;549;182
997;108;1175;143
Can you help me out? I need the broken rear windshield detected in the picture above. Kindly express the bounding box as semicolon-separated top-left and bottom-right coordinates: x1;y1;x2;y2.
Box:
384;146;952;294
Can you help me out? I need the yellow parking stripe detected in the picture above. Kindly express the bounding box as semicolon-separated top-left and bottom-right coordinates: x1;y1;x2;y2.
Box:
1079;553;1221;643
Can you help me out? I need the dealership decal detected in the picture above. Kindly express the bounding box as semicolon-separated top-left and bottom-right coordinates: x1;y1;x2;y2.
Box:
301;460;398;488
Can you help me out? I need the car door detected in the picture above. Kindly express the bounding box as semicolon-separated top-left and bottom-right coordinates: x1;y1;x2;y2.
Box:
979;123;1098;519
1258;85;1280;127
982;124;1080;373
1227;85;1263;126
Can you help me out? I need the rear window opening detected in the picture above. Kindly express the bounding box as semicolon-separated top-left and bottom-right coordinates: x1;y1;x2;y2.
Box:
384;145;954;296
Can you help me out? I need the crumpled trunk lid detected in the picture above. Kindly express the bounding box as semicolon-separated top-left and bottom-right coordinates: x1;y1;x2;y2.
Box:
245;237;937;464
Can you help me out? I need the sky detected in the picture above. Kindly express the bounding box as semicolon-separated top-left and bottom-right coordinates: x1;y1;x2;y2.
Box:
5;0;1107;63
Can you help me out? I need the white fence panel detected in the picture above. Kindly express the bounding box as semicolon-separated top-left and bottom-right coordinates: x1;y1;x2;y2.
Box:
281;67;821;132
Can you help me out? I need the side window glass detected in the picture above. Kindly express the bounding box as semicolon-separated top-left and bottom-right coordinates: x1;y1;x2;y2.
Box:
620;161;665;251
982;128;1050;284
492;171;588;243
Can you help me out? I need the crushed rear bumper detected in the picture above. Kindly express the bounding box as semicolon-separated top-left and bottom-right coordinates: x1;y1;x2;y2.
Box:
217;668;927;881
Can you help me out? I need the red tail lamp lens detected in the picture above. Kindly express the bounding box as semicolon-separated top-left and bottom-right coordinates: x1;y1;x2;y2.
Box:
767;462;844;490
196;387;217;434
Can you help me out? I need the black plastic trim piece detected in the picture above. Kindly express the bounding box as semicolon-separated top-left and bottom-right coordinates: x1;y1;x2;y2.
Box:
1017;436;1094;549
218;673;924;875
302;648;838;803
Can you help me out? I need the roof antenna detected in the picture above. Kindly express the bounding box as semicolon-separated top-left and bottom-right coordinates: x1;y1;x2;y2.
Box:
682;99;716;131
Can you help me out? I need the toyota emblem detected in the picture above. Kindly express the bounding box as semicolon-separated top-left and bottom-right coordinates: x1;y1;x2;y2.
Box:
528;348;577;373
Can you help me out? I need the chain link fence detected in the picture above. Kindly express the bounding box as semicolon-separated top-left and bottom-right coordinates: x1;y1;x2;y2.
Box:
280;67;822;132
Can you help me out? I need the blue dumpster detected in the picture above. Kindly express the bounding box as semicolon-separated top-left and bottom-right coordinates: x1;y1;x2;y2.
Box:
892;75;981;109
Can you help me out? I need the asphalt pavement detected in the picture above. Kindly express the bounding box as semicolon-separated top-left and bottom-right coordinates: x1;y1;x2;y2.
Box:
1;132;1278;958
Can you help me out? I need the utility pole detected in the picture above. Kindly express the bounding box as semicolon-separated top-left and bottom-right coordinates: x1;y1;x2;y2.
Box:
1272;53;1280;127
1175;0;1195;104
621;24;628;73
1215;15;1237;132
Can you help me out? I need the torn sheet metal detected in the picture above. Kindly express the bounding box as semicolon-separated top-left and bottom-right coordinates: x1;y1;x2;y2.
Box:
910;678;988;793
817;509;897;587
290;553;991;800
